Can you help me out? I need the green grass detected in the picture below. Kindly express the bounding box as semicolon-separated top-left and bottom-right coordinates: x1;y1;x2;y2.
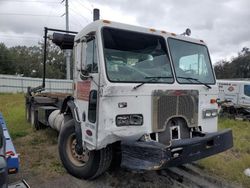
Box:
1;93;249;186
199;118;250;188
0;93;66;182
0;93;31;139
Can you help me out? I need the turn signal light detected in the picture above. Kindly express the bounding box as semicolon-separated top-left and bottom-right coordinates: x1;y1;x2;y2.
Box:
103;20;111;24
8;168;17;174
210;99;217;104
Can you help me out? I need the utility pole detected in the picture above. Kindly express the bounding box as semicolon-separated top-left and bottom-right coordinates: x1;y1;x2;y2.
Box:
64;0;71;80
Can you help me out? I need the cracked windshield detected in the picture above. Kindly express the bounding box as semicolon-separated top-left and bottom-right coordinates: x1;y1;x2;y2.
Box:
102;27;174;83
168;38;215;84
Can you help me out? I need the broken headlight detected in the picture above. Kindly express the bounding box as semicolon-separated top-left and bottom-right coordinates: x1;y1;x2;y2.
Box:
116;114;143;126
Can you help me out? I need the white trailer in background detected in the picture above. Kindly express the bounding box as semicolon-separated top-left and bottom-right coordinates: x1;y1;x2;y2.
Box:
217;80;250;118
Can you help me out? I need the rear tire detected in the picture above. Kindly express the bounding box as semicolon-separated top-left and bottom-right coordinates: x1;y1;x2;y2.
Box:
30;106;42;130
58;119;112;179
30;106;35;127
25;104;31;122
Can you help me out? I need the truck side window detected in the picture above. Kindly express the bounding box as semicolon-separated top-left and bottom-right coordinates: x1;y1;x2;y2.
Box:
86;39;98;73
244;85;250;97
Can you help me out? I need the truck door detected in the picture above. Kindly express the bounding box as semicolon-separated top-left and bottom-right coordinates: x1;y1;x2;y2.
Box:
242;84;250;105
74;34;99;148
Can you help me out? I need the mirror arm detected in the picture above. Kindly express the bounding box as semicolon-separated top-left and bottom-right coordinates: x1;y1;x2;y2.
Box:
79;70;93;79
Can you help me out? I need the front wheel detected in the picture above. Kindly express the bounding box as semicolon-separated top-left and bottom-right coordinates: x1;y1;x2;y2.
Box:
58;119;112;179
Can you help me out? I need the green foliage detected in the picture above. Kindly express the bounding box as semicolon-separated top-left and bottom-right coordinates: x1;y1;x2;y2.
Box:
214;47;250;79
0;41;67;79
0;43;16;74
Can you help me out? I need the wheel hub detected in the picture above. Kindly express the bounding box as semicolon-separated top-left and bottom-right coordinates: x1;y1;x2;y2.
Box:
66;134;89;167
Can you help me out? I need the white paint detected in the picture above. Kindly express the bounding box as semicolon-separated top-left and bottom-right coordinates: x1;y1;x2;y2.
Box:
73;20;219;150
217;80;250;107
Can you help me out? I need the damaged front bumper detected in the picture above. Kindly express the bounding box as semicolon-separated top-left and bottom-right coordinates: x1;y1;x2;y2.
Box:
121;129;233;170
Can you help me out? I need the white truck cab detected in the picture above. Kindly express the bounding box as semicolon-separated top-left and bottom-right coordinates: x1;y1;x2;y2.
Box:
33;19;233;180
72;20;219;148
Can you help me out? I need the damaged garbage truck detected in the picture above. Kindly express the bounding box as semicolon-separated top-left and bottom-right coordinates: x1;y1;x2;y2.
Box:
25;10;233;179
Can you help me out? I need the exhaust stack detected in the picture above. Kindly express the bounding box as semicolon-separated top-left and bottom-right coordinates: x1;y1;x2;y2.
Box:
93;8;100;21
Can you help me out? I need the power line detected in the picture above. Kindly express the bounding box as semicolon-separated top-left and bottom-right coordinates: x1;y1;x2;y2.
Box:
0;37;40;41
69;13;86;28
74;0;92;13
0;13;61;17
0;35;41;39
0;0;60;3
82;0;94;9
69;7;90;23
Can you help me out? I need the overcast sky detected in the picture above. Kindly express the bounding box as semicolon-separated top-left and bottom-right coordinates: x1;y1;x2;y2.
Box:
0;0;249;63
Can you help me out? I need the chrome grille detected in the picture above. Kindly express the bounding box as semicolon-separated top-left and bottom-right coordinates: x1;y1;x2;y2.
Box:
152;90;199;132
157;96;177;130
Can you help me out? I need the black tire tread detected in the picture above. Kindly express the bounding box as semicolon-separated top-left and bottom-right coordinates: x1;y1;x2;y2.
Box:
91;145;112;179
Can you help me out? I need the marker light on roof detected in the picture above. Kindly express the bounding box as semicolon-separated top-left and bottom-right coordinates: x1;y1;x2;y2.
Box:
103;20;111;24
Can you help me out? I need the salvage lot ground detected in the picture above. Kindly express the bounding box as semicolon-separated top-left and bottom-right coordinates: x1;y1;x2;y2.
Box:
0;93;250;187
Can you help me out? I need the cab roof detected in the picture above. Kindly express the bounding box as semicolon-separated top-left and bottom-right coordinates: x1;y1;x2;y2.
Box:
75;19;206;46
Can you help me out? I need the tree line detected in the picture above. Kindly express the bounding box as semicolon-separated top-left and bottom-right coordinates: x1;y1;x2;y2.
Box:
214;47;250;79
0;41;68;79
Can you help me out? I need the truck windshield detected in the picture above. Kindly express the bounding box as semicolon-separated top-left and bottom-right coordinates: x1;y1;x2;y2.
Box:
168;38;215;84
102;27;174;83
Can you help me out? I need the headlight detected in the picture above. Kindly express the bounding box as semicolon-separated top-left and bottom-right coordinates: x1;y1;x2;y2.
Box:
203;109;218;118
116;114;143;126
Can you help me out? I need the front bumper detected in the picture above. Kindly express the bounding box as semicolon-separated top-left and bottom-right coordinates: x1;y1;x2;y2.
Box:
121;129;233;170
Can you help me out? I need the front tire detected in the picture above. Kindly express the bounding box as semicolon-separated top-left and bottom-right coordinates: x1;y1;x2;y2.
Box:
58;119;112;179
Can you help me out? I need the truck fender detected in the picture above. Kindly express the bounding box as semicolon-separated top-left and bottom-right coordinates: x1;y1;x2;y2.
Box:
61;96;83;155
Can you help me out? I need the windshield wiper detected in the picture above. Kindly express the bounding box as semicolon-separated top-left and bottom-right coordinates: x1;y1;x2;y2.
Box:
177;76;211;89
133;76;172;90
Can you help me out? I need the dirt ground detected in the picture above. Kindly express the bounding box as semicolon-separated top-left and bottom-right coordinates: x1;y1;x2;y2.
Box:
7;128;179;188
8;128;241;188
10;169;184;188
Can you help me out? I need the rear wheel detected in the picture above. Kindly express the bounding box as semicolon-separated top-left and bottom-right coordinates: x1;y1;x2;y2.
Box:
58;119;112;179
